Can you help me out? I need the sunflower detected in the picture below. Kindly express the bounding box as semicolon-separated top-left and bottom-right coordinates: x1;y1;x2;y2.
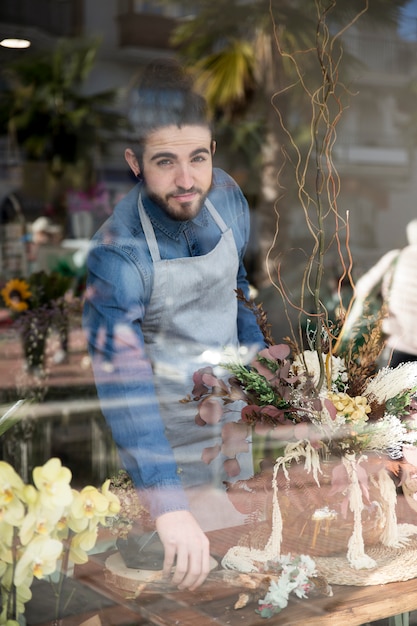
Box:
1;279;32;312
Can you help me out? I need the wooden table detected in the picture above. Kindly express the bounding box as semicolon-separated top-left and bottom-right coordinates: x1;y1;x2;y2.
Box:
70;525;417;626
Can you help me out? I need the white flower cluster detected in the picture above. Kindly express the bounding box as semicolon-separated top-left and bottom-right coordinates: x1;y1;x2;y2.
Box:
365;362;417;404
289;352;417;454
258;554;317;613
291;350;348;391
366;414;417;451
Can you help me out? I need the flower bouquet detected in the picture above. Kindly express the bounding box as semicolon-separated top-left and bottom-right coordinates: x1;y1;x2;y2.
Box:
186;1;417;601
0;270;76;374
190;322;417;574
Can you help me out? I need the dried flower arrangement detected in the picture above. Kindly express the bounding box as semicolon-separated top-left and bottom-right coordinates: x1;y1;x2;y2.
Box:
106;470;153;541
184;0;417;614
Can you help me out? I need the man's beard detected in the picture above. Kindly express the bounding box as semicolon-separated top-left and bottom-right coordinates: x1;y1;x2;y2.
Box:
144;182;211;222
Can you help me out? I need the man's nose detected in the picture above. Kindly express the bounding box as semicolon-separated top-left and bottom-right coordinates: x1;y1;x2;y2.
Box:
175;164;194;190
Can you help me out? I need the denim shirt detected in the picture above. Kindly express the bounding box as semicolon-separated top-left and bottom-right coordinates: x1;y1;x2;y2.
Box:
83;167;265;518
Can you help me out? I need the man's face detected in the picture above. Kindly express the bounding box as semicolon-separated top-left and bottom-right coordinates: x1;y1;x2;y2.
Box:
127;125;214;221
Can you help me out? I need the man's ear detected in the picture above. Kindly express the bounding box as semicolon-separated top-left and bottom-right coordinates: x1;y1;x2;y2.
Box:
125;149;140;177
211;140;217;156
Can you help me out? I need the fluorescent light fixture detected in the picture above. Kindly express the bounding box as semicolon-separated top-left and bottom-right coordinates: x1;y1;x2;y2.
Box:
0;38;31;49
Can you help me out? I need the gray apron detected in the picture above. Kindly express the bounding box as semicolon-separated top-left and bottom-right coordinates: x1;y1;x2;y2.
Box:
138;195;252;529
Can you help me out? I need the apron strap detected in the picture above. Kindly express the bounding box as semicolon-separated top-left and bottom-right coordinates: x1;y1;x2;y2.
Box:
137;194;229;264
205;198;228;233
137;194;162;263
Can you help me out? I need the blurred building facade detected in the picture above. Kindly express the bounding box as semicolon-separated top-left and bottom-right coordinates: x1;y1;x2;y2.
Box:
333;25;417;275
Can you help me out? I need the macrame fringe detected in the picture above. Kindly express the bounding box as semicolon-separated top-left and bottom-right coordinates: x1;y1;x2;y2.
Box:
343;454;376;570
378;465;400;547
221;441;320;572
221;445;401;574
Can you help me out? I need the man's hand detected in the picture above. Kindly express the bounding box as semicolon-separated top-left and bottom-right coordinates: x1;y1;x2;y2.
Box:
155;510;210;590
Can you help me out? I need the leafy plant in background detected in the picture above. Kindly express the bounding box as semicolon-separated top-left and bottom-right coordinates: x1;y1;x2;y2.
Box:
166;0;407;287
0;37;128;226
0;38;125;178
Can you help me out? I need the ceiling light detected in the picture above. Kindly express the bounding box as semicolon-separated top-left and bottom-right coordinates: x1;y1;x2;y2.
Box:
0;38;31;49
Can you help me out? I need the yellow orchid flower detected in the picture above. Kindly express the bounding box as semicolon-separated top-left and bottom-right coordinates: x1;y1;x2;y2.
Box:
0;533;14;573
0;458;124;624
0;462;26;525
0;500;26;527
46;514;71;542
32;458;73;510
0;520;14;549
14;535;63;587
19;506;63;546
74;527;98;552
69;485;111;528
22;484;38;506
68;527;98;564
0;563;32;623
0;462;25;500
101;479;121;516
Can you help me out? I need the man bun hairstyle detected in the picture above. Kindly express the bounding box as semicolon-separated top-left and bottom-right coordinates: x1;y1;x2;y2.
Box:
133;58;212;142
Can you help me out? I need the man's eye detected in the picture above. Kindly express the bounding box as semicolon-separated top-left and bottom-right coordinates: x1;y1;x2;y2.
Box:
192;155;207;163
156;159;172;167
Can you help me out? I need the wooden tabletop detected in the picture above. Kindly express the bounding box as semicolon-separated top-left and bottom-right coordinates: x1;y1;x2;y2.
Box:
95;570;417;626
71;524;417;626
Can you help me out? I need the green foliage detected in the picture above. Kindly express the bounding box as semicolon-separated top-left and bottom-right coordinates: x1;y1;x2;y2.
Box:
193;39;256;113
0;400;29;437
228;362;278;405
386;389;417;417
167;0;406;115
0;271;74;315
0;38;127;174
26;271;74;310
